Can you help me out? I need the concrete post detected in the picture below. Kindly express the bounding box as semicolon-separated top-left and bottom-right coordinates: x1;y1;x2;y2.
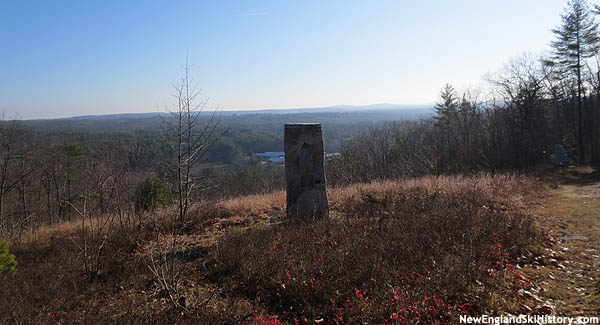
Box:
284;123;329;219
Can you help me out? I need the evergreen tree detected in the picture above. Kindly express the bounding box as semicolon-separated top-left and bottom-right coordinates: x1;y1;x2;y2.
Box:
135;175;173;212
0;241;16;275
433;84;459;131
433;84;459;172
550;0;600;162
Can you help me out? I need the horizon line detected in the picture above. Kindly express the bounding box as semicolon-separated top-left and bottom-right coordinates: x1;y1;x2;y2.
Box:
17;103;435;121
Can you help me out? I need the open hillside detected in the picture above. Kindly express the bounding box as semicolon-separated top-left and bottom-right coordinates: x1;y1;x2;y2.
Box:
4;1;600;323
0;173;557;324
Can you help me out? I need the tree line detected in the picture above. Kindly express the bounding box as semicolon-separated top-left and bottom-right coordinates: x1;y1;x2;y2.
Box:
328;0;600;185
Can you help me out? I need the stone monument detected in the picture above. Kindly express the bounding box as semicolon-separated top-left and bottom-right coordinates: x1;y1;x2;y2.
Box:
284;123;329;219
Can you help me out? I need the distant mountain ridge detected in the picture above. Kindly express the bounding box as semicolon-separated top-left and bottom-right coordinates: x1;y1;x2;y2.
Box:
30;103;433;121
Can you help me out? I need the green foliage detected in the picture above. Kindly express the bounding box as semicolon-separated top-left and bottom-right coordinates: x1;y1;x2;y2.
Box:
0;241;16;275
63;141;85;160
135;175;173;211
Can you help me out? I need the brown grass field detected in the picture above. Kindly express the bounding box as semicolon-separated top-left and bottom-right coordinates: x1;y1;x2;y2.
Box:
0;170;597;323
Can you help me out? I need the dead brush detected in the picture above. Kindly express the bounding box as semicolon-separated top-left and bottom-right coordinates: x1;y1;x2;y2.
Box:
210;174;542;323
217;190;286;218
0;174;543;323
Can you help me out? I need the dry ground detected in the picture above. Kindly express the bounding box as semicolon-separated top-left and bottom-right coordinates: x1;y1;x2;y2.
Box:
522;166;600;316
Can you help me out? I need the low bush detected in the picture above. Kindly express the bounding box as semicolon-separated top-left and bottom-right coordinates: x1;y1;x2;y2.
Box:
0;240;16;274
0;175;542;323
211;175;540;323
135;175;173;212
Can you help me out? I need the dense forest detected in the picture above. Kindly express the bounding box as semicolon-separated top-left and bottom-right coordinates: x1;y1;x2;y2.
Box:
23;107;432;163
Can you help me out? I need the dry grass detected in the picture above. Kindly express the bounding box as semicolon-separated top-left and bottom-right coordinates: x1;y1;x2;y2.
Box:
329;173;539;210
0;174;544;324
211;174;543;323
210;173;541;218
217;190;286;217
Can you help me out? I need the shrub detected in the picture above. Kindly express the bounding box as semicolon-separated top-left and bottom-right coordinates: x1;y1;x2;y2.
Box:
211;175;540;323
0;241;16;275
135;175;173;211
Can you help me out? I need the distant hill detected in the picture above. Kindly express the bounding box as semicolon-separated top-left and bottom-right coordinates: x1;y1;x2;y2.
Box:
20;105;435;160
25;103;433;121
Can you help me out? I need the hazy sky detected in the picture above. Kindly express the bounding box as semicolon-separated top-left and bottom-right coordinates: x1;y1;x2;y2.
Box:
1;0;569;119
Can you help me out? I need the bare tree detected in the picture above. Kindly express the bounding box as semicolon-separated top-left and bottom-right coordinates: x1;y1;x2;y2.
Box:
487;55;550;169
0;117;27;235
148;57;223;310
163;57;223;224
66;195;110;280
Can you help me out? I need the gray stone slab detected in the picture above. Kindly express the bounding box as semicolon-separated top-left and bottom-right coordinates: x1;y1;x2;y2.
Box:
284;123;329;219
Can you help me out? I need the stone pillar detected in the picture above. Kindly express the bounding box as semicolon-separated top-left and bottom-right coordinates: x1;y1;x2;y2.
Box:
284;123;329;219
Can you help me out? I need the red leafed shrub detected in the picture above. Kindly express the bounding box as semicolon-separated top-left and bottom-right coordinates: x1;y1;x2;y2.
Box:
250;314;282;324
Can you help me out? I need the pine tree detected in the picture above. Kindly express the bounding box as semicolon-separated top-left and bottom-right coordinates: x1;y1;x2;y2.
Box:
433;84;459;172
434;84;459;131
550;0;600;163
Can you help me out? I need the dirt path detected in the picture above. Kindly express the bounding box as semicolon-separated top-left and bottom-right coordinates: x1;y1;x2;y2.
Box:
524;167;600;315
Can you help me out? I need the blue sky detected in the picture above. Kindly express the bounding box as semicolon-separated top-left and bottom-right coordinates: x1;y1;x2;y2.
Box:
1;0;569;119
